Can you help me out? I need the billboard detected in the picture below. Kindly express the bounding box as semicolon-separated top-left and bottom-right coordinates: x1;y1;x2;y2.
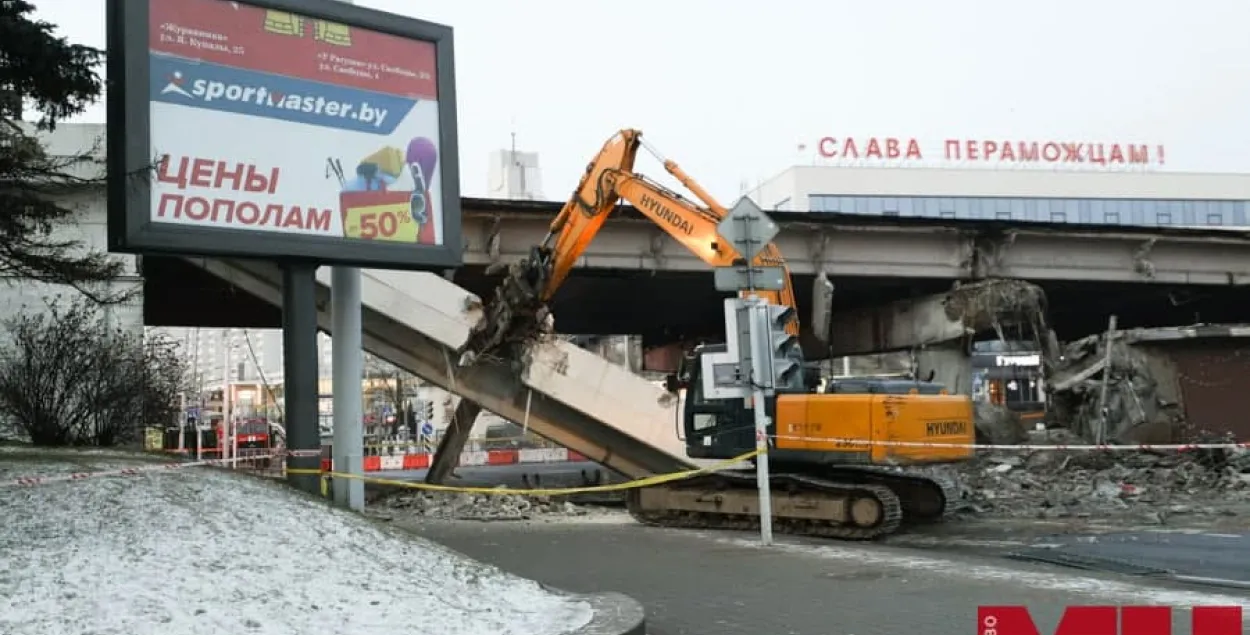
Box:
106;0;461;269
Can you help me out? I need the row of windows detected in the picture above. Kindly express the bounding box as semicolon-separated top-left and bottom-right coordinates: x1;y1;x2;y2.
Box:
806;195;1250;227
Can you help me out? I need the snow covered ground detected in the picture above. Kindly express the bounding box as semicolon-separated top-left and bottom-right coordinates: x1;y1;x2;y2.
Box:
0;447;595;635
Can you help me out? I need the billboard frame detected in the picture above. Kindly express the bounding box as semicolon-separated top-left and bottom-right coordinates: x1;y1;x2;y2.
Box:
105;0;462;270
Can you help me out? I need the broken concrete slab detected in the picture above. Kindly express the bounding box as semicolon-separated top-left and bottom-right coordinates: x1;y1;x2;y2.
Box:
949;439;1250;523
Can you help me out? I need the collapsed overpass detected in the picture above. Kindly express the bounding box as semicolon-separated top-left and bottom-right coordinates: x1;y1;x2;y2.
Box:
183;258;697;481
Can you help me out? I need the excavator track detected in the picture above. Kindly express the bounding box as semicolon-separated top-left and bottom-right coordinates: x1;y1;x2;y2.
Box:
625;466;957;541
626;471;904;540
814;465;961;526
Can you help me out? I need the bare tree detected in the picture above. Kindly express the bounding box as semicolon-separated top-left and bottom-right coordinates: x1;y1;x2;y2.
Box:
0;297;188;446
363;353;413;410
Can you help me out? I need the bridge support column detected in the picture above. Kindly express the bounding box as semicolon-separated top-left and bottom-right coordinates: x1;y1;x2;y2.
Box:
912;342;972;396
282;262;321;495
426;397;482;484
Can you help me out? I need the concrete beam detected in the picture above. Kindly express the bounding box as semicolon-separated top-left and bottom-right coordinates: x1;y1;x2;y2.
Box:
461;205;1250;285
826;280;1046;357
828;293;967;357
426;398;482;484
913;341;973;396
188;257;692;480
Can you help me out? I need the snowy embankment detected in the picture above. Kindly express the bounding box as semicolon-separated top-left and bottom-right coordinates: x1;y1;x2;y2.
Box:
0;448;594;635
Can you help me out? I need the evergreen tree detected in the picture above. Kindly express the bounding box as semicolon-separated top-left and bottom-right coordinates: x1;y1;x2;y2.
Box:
0;0;129;303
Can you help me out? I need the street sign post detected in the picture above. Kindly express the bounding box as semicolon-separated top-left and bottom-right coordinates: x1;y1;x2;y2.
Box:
713;265;787;293
716;197;779;262
706;195;781;546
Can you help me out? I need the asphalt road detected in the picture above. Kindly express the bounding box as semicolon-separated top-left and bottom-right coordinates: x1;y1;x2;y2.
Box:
394;516;1249;635
1013;529;1250;588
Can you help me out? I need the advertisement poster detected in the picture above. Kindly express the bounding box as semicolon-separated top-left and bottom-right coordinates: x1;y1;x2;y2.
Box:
147;0;443;246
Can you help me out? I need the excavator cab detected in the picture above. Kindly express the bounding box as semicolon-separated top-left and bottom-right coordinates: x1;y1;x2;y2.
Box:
681;344;758;459
678;343;812;460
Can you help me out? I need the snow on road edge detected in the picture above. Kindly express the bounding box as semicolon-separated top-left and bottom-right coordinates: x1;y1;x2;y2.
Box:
0;451;595;635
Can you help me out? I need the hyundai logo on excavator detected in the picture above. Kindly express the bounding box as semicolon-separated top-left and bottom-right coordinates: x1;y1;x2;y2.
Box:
925;420;969;436
640;193;694;236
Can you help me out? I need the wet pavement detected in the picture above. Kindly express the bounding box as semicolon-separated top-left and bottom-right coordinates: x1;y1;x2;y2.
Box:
1008;529;1250;589
392;515;1250;635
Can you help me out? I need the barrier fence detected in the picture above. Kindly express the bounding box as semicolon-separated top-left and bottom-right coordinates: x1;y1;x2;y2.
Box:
4;434;1247;495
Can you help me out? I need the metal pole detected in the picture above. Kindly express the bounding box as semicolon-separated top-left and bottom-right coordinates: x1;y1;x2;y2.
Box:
222;330;232;463
192;329;202;461
177;392;186;452
327;0;365;514
1094;314;1118;445
746;298;774;546
332;266;364;511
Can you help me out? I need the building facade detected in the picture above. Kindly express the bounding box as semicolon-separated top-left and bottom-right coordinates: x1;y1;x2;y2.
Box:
746;166;1250;228
0;124;143;341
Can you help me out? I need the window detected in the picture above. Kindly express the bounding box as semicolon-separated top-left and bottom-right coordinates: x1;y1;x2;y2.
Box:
1103;211;1120;224
1156;212;1172;225
1050;212;1067;223
692;413;717;431
1207;213;1224;226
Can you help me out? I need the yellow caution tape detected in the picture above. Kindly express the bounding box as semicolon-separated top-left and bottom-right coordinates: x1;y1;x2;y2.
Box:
285;448;762;496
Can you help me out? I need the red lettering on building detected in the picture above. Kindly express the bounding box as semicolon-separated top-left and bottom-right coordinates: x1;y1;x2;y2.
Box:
816;137;924;160
979;605;1242;635
815;138;1165;165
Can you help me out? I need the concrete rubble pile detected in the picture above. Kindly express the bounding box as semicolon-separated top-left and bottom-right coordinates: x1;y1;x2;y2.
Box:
949;429;1250;524
373;490;590;521
1046;331;1179;443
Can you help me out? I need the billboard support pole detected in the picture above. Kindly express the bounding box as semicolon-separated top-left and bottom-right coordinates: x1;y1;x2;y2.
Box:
283;262;321;495
330;0;365;512
331;266;364;510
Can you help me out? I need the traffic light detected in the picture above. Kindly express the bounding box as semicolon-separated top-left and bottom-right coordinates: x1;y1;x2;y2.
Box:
424;402;434;420
763;303;803;391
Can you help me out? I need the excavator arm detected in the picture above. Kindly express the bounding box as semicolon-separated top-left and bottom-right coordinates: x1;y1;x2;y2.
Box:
460;129;798;364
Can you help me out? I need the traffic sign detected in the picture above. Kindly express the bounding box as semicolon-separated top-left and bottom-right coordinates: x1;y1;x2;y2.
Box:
420;422;434;436
382;404;394;416
716;197;778;262
713;265;787;292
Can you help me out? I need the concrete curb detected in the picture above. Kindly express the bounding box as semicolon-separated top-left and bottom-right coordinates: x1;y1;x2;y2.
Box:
559;590;647;635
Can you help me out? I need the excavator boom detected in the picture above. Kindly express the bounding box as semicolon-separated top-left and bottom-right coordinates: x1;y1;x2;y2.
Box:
460;129;797;364
460;129;967;542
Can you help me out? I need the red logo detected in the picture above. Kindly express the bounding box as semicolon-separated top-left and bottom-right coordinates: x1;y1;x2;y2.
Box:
978;605;1243;635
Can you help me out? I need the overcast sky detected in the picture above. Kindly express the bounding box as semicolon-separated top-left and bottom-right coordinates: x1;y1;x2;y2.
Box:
31;0;1250;202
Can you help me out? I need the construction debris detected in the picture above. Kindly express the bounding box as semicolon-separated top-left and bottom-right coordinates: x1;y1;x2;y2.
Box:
370;490;592;522
458;253;556;369
1047;327;1185;444
973;402;1027;445
944;279;1052;344
950;431;1250;524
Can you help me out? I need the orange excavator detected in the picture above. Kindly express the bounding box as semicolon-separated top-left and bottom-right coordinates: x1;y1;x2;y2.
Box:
463;129;974;540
